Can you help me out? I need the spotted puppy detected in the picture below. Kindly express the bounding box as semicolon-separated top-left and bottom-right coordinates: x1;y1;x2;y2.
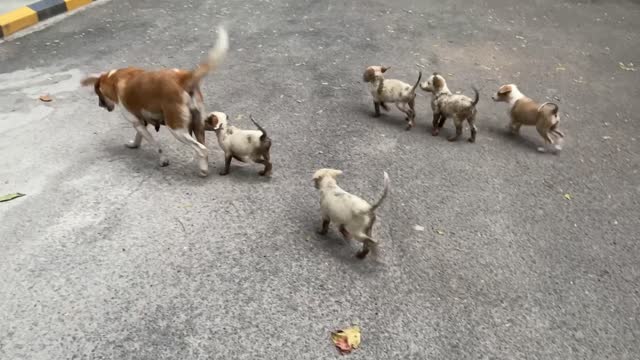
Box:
363;66;422;130
313;169;390;259
205;112;272;176
492;84;564;153
420;73;479;142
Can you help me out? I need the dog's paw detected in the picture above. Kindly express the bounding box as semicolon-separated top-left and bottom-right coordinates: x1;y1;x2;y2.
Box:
198;169;209;177
159;158;170;167
447;136;458;142
405;125;413;131
468;137;475;143
355;250;369;259
537;146;547;153
219;170;230;176
431;129;439;136
125;141;140;149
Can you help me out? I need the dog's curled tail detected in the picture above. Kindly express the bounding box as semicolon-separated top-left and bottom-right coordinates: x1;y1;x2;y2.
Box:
189;26;229;87
410;71;423;94
371;171;390;212
471;86;480;107
250;114;268;141
537;102;559;115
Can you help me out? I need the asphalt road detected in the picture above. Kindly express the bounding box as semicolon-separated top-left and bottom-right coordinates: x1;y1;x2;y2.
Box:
1;0;639;359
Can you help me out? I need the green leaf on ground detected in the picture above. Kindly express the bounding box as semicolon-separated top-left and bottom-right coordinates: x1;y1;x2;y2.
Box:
0;193;26;203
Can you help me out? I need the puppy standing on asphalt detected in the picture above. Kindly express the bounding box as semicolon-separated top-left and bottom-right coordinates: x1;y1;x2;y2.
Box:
420;73;479;142
313;169;390;259
205;112;272;176
363;66;422;130
492;84;565;153
81;27;229;177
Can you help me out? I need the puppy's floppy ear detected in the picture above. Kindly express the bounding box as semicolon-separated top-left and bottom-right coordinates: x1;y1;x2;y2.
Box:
432;74;444;89
80;73;102;87
326;169;343;178
363;68;375;82
204;113;219;131
381;66;390;73
497;85;512;95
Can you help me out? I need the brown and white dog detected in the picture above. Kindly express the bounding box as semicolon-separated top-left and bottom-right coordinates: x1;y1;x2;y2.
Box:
80;27;229;176
363;66;422;130
420;73;479;142
492;84;564;153
313;168;390;259
204;112;272;176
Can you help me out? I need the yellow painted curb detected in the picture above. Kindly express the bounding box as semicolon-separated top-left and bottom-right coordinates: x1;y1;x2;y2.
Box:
65;0;93;11
0;7;38;37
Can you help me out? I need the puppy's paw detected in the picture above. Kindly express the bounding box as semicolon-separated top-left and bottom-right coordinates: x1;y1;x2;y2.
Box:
405;124;413;131
431;129;439;136
219;170;230;176
198;169;209;177
468;137;475;143
159;158;170;167
447;136;458;142
355;250;369;259
125;141;140;149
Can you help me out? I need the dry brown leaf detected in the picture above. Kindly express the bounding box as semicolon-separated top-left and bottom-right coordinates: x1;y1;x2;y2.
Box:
331;326;361;355
39;95;53;102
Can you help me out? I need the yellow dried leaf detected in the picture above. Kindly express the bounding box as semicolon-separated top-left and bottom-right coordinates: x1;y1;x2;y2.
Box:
331;326;361;354
436;229;445;235
564;193;572;200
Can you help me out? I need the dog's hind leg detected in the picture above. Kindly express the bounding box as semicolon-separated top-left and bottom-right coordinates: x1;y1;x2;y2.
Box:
407;98;417;130
122;110;169;166
448;116;463;142
373;101;381;117
380;102;390;111
467;114;477;143
318;217;330;235
395;103;412;130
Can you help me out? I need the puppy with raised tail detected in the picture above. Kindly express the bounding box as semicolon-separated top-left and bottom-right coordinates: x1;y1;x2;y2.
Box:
313;169;390;259
420;73;479;142
492;84;565;153
81;27;229;177
205;112;272;176
363;66;422;130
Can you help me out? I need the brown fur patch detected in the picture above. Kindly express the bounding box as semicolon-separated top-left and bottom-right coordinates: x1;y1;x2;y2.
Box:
363;68;376;82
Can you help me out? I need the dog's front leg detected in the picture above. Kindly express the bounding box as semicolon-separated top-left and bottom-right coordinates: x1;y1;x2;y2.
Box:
133;124;170;166
318;217;330;235
219;153;232;175
432;113;442;136
125;132;142;149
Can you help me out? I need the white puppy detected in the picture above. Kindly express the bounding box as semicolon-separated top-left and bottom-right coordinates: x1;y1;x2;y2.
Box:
205;112;272;176
313;169;390;259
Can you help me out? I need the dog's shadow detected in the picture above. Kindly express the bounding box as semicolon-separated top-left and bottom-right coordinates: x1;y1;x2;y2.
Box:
485;123;544;152
303;221;385;274
102;144;272;185
353;102;417;132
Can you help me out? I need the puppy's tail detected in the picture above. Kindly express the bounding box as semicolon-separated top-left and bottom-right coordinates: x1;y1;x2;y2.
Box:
250;114;268;141
410;71;423;94
471;86;480;107
188;26;229;88
371;171;390;212
537;102;559;115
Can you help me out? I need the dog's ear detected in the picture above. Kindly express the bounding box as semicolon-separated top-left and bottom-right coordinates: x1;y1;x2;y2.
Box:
381;66;390;73
327;169;343;178
497;85;512;95
432;72;439;76
80;73;102;87
363;68;375;82
432;75;444;89
204;113;219;131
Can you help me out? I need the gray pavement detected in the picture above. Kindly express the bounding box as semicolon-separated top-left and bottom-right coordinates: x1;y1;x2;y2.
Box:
1;0;639;359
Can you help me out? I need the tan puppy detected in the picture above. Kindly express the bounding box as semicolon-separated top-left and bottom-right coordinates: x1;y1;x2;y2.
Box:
492;84;565;152
420;73;479;142
81;27;229;176
313;169;390;259
205;112;272;176
363;66;422;130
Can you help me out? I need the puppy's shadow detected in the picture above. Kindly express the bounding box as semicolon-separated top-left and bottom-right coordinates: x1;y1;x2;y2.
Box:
218;164;273;184
485;123;542;152
353;102;415;131
304;222;384;274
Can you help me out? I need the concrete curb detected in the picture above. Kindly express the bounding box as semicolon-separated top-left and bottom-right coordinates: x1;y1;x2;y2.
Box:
0;0;97;39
